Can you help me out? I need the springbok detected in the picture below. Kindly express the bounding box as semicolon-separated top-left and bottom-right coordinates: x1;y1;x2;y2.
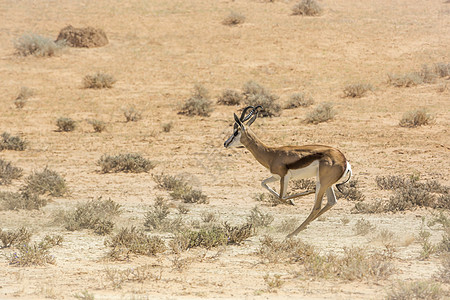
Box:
224;106;352;238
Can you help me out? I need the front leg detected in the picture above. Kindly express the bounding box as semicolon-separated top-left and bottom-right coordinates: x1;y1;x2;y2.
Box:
261;176;280;198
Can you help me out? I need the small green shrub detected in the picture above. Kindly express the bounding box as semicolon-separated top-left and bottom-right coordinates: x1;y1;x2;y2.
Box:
14;33;65;57
386;281;443;300
343;83;373;98
23;167;67;197
284;93;314;109
217;89;243;106
0;159;23;185
56;117;76;132
242;81;281;117
305;102;335;124
123;106;142;122
0;132;27;151
64;198;121;235
0;227;32;248
83;72;116;89
9;243;55;266
88;119;106;132
399;108;434;128
247;206;274;228
98;153;154;173
105;226;166;260
292;0;322;16
0;191;47;210
178;85;213;117
222;11;245;26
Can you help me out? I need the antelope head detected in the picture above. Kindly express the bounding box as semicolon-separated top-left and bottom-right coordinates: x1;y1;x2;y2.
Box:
224;105;262;148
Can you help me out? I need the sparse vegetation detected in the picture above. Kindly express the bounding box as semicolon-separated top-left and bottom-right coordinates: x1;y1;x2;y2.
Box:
0;227;32;248
56;117;76;132
0;191;47;210
217;89;243;106
144;197;184;232
83;72;116;89
385;281;444;300
222;11;245;26
0;159;23;185
343;83;373;98
292;0;322;16
305;102;336;124
242;81;281;117
123;106;142;122
161;122;173;132
153;173;208;203
9;243;56;266
178;85;213;117
64;198;121;235
14;86;33;108
336;179;365;202
105;226;166;260
98;153;154;173
284;93;314;109
14;33;65;57
88;119;106;132
399;108;434;128
0;132;27;151
103;265;161;289
23;167;67;197
388;63;450;88
354;218;375;236
264;274;284;292
418;221;435;260
247;206;274;228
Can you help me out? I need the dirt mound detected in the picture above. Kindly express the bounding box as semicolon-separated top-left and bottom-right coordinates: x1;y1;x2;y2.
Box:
56;25;108;48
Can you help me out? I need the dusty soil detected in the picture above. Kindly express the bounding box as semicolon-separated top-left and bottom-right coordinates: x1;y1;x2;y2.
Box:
0;0;449;299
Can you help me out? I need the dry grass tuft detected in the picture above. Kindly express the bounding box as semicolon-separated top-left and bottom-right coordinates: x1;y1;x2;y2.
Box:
222;11;245;26
284;93;314;109
123;106;142;122
98;153;154;173
292;0;322;16
64;198;121;235
14;86;33;108
343;83;373;98
179;85;213;117
0;132;27;151
385;281;444;300
399;108;434;128
354;218;376;236
336;179;365;202
143;197;184;232
88;119;107;132
23;167;67;197
0;191;47;210
83;72;116;89
217;89;243;106
247;206;274;228
161;122;173;132
105;226;166;260
305;102;336;124
387;72;424;87
9;243;56;266
14;33;65;57
153;173;208;204
242;81;281;117
56;117;76;132
0;227;32;248
0;159;23;185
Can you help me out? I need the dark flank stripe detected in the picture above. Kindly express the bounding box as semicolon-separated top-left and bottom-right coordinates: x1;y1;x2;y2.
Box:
287;153;324;170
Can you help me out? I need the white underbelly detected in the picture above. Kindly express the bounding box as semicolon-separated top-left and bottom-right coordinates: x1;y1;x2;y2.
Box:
286;160;320;180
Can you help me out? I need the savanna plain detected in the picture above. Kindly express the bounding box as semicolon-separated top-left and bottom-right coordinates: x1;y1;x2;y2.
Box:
0;0;450;299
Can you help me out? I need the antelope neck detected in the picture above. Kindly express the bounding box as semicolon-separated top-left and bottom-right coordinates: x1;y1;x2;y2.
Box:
241;129;273;170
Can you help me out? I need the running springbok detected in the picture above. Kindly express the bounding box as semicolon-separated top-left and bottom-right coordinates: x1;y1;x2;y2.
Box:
224;106;352;238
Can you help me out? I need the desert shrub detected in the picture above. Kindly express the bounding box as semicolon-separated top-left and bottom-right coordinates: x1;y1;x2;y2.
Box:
386;281;443;300
354;218;375;236
0;227;32;248
88;119;106;132
305;102;335;124
399;108;434;128
39;234;63;249
343;83;373;98
103;265;161;290
0;159;23;185
105;226;166;260
264;274;284;292
153;173;208;203
253;192;285;206
153;173;186;191
292;0;322;16
435;255;450;283
56;117;76;132
284;93;314;109
419;64;438;84
222;11;245;26
0;132;27;151
247;206;274;228
352;200;386;214
276;217;301;233
179;85;213;117
0;191;47;210
376;175;409;190
336;179;365;201
144;197;184;232
433;62;450;78
23;167;67;197
83;72;116;89
14;33;65;57
217;89;243;105
171;226;227;252
98;153;154;173
9;243;56;266
223;222;254;244
242;81;281;117
418;222;435;260
123;106;142;122
64;198;121;235
56;25;108;48
161;122;173;132
14;86;33;108
387;72;424;87
258;235;316;264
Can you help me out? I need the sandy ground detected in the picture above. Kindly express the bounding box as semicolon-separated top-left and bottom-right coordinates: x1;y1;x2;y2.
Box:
0;0;449;299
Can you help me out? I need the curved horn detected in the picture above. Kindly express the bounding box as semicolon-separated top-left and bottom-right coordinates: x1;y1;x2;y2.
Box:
247;105;263;126
240;106;254;122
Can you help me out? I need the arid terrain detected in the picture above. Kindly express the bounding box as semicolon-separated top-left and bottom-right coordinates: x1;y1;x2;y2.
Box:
0;0;449;299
